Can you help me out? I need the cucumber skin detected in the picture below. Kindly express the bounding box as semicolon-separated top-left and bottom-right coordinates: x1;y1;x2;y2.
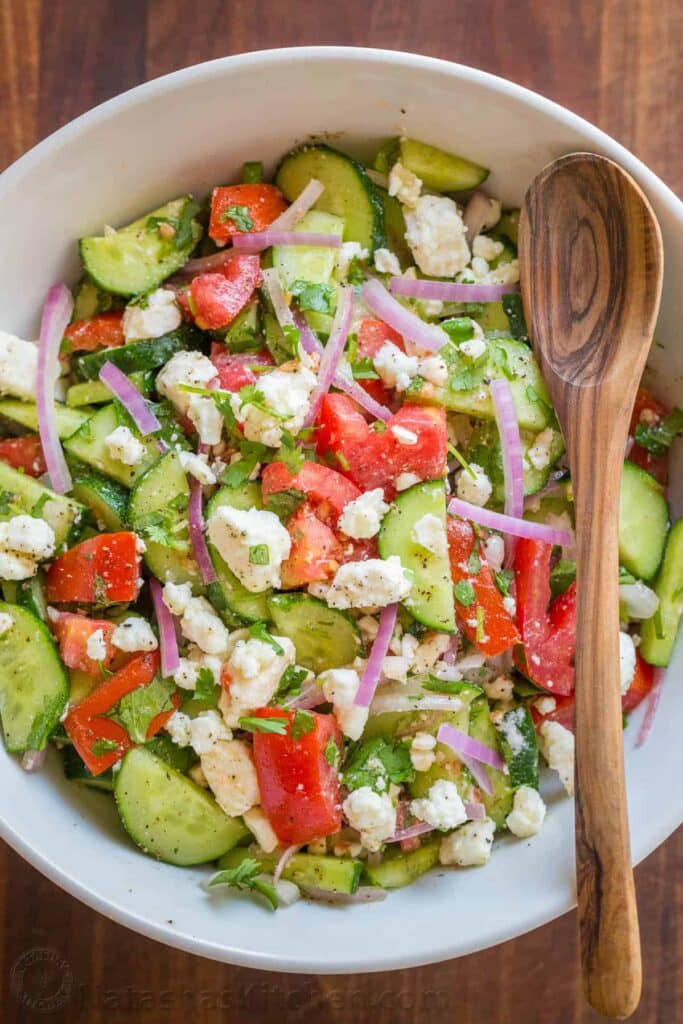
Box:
640;518;683;666
619;461;669;581
362;838;441;889
399;137;489;192
0;460;85;548
70;469;129;531
267;592;361;673
64;404;160;488
219;847;362;895
0;398;92;439
74;326;203;381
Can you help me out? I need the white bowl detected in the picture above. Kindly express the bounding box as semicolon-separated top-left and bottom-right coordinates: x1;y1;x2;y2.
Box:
0;47;681;974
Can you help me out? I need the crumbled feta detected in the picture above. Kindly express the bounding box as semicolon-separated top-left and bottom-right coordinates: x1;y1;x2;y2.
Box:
105;425;146;466
484;675;515;702
173;645;222;691
539;720;575;795
357;614;379;644
459;334;487;360
200;738;260;817
326;555;412;610
319;667;368;740
619;580;659;620
532;695;557;716
619;631;637;694
410;731;437;772
483;534;505;572
412;513;448;558
471;234;505;262
111;616;158;653
502;595;516;618
123;288;181;341
187;394;223;446
337;241;368;281
373;342;419;392
162;580;193;617
412;633;452;674
342;786;397;852
156;350;216;415
165;710;193;748
391;425;418;446
526;428;556;471
411;780;468;831
338;488;389;540
459;256;520;287
381;656;410;683
178;449;217;485
395;472;421;491
404;195;470;277
456;463;492;506
439;818;495;866
230;365;317;448
187;708;232;754
373;248;402;276
207;505;291;593
506;785;546;838
420;298;444;319
3;515;55;560
388;161;422;208
0;610;14;635
220;635;295;726
419;355;448;387
0;331;38;400
86;628;108;663
180;596;230;655
243;806;280;854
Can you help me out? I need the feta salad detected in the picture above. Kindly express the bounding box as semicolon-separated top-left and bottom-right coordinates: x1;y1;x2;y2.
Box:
0;136;680;909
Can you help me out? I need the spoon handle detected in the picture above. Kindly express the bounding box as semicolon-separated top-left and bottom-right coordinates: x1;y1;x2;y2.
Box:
568;393;642;1020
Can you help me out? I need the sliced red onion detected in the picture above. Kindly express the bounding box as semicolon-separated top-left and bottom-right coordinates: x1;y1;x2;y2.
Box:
462;191;500;242
273;844;301;884
362;278;449;353
188;477;216;585
302;885;386;904
284;680;325;710
268;178;324;232
177;249;236;278
21;748;47;772
442;636;459;665
448;497;574;548
150;577;180;677
293;310;323;356
37;283;73;493
262;267;296;330
233;231;340;254
386;820;434;844
389;276;519;303
465;801;486;821
99;361;162;436
461;755;494;796
636;669;664;747
489;379;524;520
304;286;354;427
437;722;505;771
355;602;398;708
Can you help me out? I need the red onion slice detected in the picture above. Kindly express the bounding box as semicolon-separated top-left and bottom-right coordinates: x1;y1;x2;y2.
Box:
362;278;449;353
304;286;354;427
149;577;180;677
37;283;73;493
462;191;499;242
99;361;162;436
273;844;301;884
176;249;236;278
21;748;47;772
188;477;217;585
461;755;494;795
355;602;398;708
464;801;487;821
389;276;519;303
437;721;505;771
386;820;434;844
262;267;296;330
233;230;341;254
268;178;324;231
448;497;574;548
489;379;524;520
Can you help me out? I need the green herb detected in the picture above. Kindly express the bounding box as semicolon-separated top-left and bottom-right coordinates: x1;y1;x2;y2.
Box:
634;407;683;457
441;317;477;344
324;738;340;766
422;677;480;696
90;738;119;757
618;566;637;586
550;559;577;597
342;736;414;793
475;606;486;644
454;580;476;607
238;384;288;421
238;715;289;735
134;495;189;551
274;664;309;704
113;676;176;745
0;491;16;515
406;374;427;394
177;383;239;433
447;442;476;479
274;431;305;474
350;357;379;380
493;568;514;597
241;160;264;184
220;204;254;231
281;324;302;361
249;621;284;655
525;385;552;419
502;293;529;344
467;547;481;575
208;858;278;911
345;256;367;285
249;543;270;566
289;280;336;315
193;666;221;708
492;344;515;380
174;199;201;249
372;420;387;434
264;487;306;523
291;708;315;740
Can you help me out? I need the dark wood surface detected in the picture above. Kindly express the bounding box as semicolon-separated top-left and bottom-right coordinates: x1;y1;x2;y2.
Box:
0;2;681;1021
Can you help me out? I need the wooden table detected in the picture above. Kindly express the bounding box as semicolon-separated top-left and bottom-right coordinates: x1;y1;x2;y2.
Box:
1;2;681;1020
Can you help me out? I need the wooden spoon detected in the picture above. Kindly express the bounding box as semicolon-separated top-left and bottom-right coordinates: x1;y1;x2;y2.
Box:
518;152;663;1020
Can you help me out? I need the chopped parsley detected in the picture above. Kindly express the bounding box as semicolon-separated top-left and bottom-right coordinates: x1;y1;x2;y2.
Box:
493;568;514;597
208;858;278;910
467;547;481;575
90;738;119;757
502;293;530;344
238;715;289;735
249;622;284;655
342;736;414;793
264;487;306;523
274;664;309;704
289;280;336;315
241;160;263;184
220;204;254;231
324;738;340;766
193;666;221;708
291;708;315;740
634;407;683;457
113;676;176;744
454;580;476;607
249;544;270;565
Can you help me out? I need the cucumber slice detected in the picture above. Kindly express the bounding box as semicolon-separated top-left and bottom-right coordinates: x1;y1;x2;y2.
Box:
0;398;91;439
144;734;194;774
497;706;539;790
218;847;362;895
378;480;455;633
205;482;270;623
2;575;47;622
0;602;69;752
362;837;441;889
66;371;153;408
74;326;202;381
115;747;246;865
63;404;160;487
466;421;565;503
0;461;84;547
495;209;520;246
70;468;129;531
223;301;262;352
640;518;683;666
129;450;202;589
273;209;344;289
376;187;412;269
398;137;489;193
72;277;118;320
619;461;669;581
469;697;512;827
276;144;385;253
63;745;114;792
79;196;203;297
267;593;361;673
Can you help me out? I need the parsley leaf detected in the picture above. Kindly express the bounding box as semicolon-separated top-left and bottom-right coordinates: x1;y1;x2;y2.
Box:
281;324;302;360
249;543;270;565
454;580;476;607
113;676;176;745
634;407;683;457
264;487;306;523
249;622;284;655
350;356;379;380
291;708;315;740
502;293;530;344
274;665;309;705
275;431;305;475
174;199;201;250
493;568;515;597
208;858;278;910
550;559;577;598
324;738;340;766
194;666;220;707
238;716;289;735
90;738;119;757
422;677;482;696
289;280;336;315
441;317;477;344
467;548;481;575
0;491;16;515
220;205;254;231
492;344;515;380
342;736;414;793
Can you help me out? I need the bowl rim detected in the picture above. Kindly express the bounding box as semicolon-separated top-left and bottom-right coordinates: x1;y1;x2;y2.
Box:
1;45;682;973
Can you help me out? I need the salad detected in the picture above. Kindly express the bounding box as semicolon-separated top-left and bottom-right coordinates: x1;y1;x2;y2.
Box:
0;136;680;910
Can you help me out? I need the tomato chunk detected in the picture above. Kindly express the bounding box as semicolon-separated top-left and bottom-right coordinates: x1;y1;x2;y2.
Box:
190;255;261;331
209;345;274;392
280;504;343;589
52;613;116;676
0;435;46;477
64;311;125;352
629;387;670;485
622;653;657;714
261;460;361;524
447;518;519;656
46;532;141;605
209;184;288;245
357;317;405;359
251;707;342;844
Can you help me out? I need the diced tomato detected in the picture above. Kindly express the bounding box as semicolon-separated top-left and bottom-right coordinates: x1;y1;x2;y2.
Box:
629;387;669;485
513;539;576;695
280;504;344;589
447;518;519;656
0;435;46;477
190;255;261;331
622;653;657;714
316;393;447;496
209;345;274;392
261;460;361;525
46;532;141;605
530;693;576;731
209;184;288;245
52;613;116;676
357;318;405;358
64;311;125;352
251;707;342;844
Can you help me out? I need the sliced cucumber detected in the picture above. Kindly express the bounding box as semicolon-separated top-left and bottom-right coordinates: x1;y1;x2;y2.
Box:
267;592;361;672
0;602;69;752
218;847;362;895
143;734;194;774
205;482;270;623
63;745;114;792
469;697;512;827
115;747;246;866
273;209;344;289
223;301;262;352
0;398;91;439
497;706;539;790
376;186;412;269
0;461;84;547
495;209;520;246
2;574;47;622
72;277;118;320
63;404;160;487
70;468;129;531
640;518;683;666
466;420;565;502
276;143;385;253
362;837;441;889
66;370;153;408
398;137;489;193
79;196;203;297
378;480;455;633
74;326;203;381
129;450;202;589
619;461;669;581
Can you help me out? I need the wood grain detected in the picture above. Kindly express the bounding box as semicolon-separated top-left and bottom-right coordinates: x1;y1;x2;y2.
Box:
0;2;682;1022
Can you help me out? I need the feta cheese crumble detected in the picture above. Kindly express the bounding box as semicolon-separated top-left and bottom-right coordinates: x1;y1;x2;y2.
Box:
325;556;412;609
220;634;295;726
404;195;470;277
439;818;496;866
410;779;468;831
178;449;217;486
412;513;448;558
338;488;389;540
391;425;418;446
395;472;421;491
85;628;108;663
505;785;546;838
342;786;397;852
180;595;230;655
111;616;158;653
319;667;368;740
156;350;217;415
0;330;38;400
373;342;419;392
230;364;317;448
200;738;260;817
455;463;492;506
410;731;437;772
0;515;56;580
539;720;575;795
373;248;402;276
105;425;146;466
123;288;181;342
207;505;291;592
388;161;422;208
